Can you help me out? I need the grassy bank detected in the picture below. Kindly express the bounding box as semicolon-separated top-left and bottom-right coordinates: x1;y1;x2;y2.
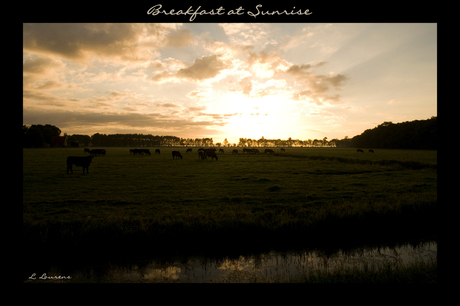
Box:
23;147;437;256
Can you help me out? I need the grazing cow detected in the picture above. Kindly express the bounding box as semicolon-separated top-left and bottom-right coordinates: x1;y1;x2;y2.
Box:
206;151;218;161
232;149;238;154
90;149;106;156
369;149;374;153
155;149;160;154
281;148;286;152
198;149;219;161
186;148;192;153
131;149;141;155
172;151;183;159
243;148;259;154
84;148;91;154
140;149;151;155
219;149;224;153
198;151;207;160
67;155;94;174
265;149;275;154
357;149;364;153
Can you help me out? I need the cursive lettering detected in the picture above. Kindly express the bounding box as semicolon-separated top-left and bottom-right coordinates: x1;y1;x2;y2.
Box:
248;4;312;18
147;4;226;22
28;273;72;281
147;4;312;21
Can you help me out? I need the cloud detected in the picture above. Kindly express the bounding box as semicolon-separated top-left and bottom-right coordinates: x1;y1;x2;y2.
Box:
23;107;228;133
23;23;174;63
152;55;229;82
165;29;194;48
238;77;253;96
23;56;67;88
218;23;276;48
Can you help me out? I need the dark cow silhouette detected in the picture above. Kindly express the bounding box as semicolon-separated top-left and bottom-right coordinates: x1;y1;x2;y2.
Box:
172;151;183;159
243;148;259;154
281;148;286;152
67;155;94;174
131;149;151;155
155;149;160;154
198;151;207;160
265;149;274;154
198;149;218;160
219;149;224;153
186;148;192;153
84;148;91;154
205;151;218;161
369;149;374;153
232;149;238;154
357;149;364;153
90;149;106;156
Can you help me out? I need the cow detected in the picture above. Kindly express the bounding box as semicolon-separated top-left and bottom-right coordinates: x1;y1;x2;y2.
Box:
90;149;106;156
281;148;286;152
198;151;207;160
369;149;374;153
357;149;364;153
205;151;218;161
66;155;94;174
172;151;183;159
219;149;224;153
84;148;91;154
155;149;160;154
186;148;192;153
131;149;142;155
265;149;275;154
198;149;218;160
232;149;238;154
141;149;151;155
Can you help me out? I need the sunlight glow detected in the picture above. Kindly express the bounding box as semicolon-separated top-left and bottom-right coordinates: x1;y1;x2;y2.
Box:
207;93;299;143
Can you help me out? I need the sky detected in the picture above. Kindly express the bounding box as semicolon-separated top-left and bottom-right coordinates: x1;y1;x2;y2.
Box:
23;23;437;144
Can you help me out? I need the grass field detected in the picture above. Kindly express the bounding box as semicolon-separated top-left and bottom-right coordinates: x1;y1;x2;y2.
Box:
23;147;437;257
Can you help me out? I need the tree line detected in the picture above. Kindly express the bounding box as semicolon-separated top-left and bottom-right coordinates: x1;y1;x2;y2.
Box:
23;116;436;149
335;116;437;150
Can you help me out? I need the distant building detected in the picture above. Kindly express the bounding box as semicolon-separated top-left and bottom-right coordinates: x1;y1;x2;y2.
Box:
51;136;67;147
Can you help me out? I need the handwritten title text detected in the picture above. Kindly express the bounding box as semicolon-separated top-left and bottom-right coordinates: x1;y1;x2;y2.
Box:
147;4;313;22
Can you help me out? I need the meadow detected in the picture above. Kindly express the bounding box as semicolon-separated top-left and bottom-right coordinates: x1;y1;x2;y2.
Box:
23;147;437;260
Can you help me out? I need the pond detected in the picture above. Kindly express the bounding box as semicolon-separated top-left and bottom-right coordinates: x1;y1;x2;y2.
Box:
25;241;437;283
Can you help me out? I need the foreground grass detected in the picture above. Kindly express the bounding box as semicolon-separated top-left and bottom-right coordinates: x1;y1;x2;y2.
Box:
23;147;437;255
289;259;437;283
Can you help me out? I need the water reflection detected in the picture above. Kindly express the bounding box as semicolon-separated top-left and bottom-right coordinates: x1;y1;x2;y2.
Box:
59;241;436;283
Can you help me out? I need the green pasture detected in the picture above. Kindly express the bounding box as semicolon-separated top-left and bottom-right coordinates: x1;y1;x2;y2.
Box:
23;147;437;254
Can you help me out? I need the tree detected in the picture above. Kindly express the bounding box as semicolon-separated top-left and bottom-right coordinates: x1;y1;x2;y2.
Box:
223;138;229;147
23;124;61;147
24;126;44;147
